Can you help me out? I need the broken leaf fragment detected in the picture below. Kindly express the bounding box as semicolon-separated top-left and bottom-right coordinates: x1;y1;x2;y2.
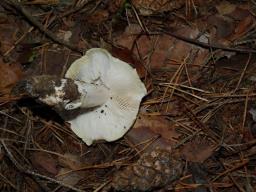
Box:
0;60;23;93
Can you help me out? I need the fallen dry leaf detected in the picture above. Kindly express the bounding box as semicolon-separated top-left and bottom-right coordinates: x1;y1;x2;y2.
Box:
87;10;109;24
56;168;83;187
134;115;180;141
127;125;172;153
126;115;180;152
114;24;209;70
227;15;255;42
216;0;236;15
207;15;235;40
111;47;146;78
227;6;250;21
0;59;23;93
180;138;216;163
58;152;82;170
31;152;59;176
108;0;125;13
114;24;142;50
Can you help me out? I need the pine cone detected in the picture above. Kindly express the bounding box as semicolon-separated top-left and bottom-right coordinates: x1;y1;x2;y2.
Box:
111;148;184;191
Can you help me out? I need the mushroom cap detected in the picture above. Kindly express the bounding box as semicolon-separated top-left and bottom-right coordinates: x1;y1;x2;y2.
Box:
65;48;147;145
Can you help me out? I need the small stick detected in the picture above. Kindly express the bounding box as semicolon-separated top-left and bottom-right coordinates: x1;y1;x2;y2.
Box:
93;181;111;192
212;159;249;182
1;140;85;192
241;91;249;135
61;0;93;18
4;0;82;54
3;26;34;56
233;53;251;93
160;83;210;93
159;84;208;101
131;5;149;34
0;172;18;190
155;30;256;54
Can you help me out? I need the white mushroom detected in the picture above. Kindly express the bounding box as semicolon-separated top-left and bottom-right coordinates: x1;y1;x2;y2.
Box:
64;48;147;145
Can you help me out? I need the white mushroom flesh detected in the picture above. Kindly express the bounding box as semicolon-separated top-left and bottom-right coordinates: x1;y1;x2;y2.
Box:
65;48;147;145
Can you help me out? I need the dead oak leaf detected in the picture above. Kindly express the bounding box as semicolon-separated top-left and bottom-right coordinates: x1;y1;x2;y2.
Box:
126;115;180;152
0;60;23;93
216;0;236;15
58;152;82;170
31;152;59;176
114;24;209;70
108;0;126;13
56;168;83;186
111;47;146;78
180;138;216;163
86;10;109;24
134;115;180;141
227;15;255;42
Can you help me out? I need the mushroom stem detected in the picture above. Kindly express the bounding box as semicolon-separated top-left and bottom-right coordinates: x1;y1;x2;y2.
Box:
12;75;80;101
73;81;110;109
13;75;110;110
12;75;72;99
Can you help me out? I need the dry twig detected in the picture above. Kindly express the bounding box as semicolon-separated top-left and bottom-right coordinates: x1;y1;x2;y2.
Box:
3;0;83;54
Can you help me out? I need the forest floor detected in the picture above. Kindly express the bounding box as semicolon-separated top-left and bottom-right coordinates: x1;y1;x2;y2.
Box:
0;0;256;191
